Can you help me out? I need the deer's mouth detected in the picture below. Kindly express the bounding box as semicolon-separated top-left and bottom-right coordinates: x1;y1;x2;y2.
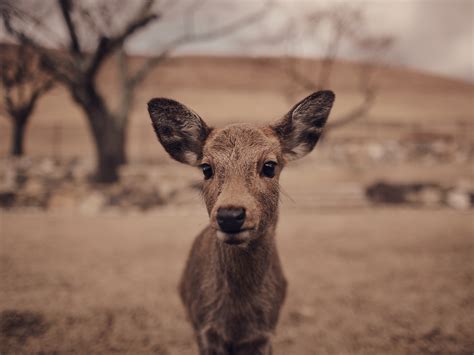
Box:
216;228;254;245
223;237;245;245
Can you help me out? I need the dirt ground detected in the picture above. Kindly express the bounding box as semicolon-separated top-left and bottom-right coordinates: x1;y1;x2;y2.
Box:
1;56;473;354
0;208;473;354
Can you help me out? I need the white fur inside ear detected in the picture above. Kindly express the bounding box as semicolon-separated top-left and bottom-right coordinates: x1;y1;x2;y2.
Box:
286;144;310;161
285;124;322;160
183;151;199;165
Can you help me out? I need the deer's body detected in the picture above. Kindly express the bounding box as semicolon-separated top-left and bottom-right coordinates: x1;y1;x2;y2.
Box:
180;225;286;353
148;91;335;354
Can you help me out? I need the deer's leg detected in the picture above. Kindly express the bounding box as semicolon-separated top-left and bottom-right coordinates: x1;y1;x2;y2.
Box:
234;335;272;355
197;327;228;355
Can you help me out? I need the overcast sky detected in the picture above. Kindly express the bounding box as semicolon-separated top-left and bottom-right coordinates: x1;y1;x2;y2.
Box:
1;0;472;82
128;0;473;82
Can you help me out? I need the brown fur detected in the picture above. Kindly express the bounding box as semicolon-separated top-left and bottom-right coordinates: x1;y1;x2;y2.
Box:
147;91;335;354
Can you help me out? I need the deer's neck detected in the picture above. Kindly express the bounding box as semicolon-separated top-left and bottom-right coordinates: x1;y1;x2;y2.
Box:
213;228;276;295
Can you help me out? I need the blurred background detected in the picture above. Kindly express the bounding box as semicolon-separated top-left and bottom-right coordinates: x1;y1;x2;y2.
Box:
0;0;472;354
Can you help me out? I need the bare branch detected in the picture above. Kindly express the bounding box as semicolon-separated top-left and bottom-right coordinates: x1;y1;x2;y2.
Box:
182;0;272;43
278;4;393;132
58;0;82;55
87;7;159;78
2;11;77;86
1;0;65;47
27;79;54;116
2;0;272;177
130;0;272;87
283;57;321;92
115;48;133;122
0;42;54;156
327;88;375;130
129;50;168;88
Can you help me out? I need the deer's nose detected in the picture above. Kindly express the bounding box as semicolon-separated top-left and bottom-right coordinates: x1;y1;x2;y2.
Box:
216;207;246;233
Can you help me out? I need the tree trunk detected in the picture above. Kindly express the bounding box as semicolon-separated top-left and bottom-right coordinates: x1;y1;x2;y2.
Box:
116;117;127;166
72;85;127;183
11;117;27;157
88;110;126;183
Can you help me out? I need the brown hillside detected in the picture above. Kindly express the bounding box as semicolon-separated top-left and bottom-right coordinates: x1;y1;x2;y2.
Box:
1;55;472;159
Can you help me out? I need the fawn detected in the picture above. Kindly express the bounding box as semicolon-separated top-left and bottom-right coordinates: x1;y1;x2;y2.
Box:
147;90;335;354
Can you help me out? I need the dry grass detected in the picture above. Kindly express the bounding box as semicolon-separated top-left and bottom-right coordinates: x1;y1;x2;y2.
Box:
1;56;473;354
0;209;472;354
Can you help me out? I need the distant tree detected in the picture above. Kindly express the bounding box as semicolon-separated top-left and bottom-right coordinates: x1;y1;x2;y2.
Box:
281;5;393;133
1;0;160;182
0;43;53;156
2;0;271;182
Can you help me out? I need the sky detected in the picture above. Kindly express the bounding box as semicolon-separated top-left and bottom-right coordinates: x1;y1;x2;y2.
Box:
128;0;473;82
1;0;472;82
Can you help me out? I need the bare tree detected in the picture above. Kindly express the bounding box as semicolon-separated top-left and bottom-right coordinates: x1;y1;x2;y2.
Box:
2;0;271;182
282;5;393;132
1;0;159;182
0;43;53;156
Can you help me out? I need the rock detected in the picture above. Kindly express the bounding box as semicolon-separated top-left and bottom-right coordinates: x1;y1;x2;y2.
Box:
418;186;443;207
367;143;385;161
366;182;444;206
445;189;471;210
68;158;92;181
14;156;33;172
19;178;49;208
385;140;403;162
23;179;44;196
0;192;16;208
37;158;56;176
48;190;77;211
366;182;407;204
79;192;106;215
0;161;17;191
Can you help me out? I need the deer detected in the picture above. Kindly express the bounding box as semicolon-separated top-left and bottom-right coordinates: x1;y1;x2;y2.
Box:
147;90;335;355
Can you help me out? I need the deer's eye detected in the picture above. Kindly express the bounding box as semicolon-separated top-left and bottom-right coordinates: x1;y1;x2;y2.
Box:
200;164;213;180
262;161;277;178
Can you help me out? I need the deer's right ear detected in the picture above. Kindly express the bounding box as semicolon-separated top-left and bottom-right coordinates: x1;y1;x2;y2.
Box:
147;98;211;166
272;90;335;161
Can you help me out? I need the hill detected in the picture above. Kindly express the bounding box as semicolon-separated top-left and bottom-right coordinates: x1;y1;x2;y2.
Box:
0;55;472;160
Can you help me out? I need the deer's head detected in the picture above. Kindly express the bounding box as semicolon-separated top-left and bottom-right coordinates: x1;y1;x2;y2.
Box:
148;91;335;246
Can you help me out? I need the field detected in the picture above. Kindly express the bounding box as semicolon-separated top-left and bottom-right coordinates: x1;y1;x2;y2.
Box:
1;210;473;354
1;56;473;354
1;56;473;160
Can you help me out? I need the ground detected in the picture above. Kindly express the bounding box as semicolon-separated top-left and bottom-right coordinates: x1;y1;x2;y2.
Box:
0;56;473;354
1;208;473;354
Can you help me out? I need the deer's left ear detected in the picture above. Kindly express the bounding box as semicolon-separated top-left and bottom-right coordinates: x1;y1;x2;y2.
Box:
148;98;211;166
271;90;335;161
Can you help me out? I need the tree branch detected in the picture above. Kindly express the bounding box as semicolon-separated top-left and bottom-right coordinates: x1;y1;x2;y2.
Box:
327;89;375;130
58;0;82;55
278;4;393;133
115;48;133;122
2;13;77;86
129;51;168;88
283;57;319;92
27;79;54;115
87;1;159;78
130;0;272;87
182;0;272;43
0;43;54;127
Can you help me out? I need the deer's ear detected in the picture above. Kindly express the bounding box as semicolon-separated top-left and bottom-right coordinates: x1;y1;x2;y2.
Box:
147;98;211;165
272;90;335;161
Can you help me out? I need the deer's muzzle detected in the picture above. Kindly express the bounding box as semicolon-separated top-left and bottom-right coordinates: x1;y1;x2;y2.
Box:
216;207;246;234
